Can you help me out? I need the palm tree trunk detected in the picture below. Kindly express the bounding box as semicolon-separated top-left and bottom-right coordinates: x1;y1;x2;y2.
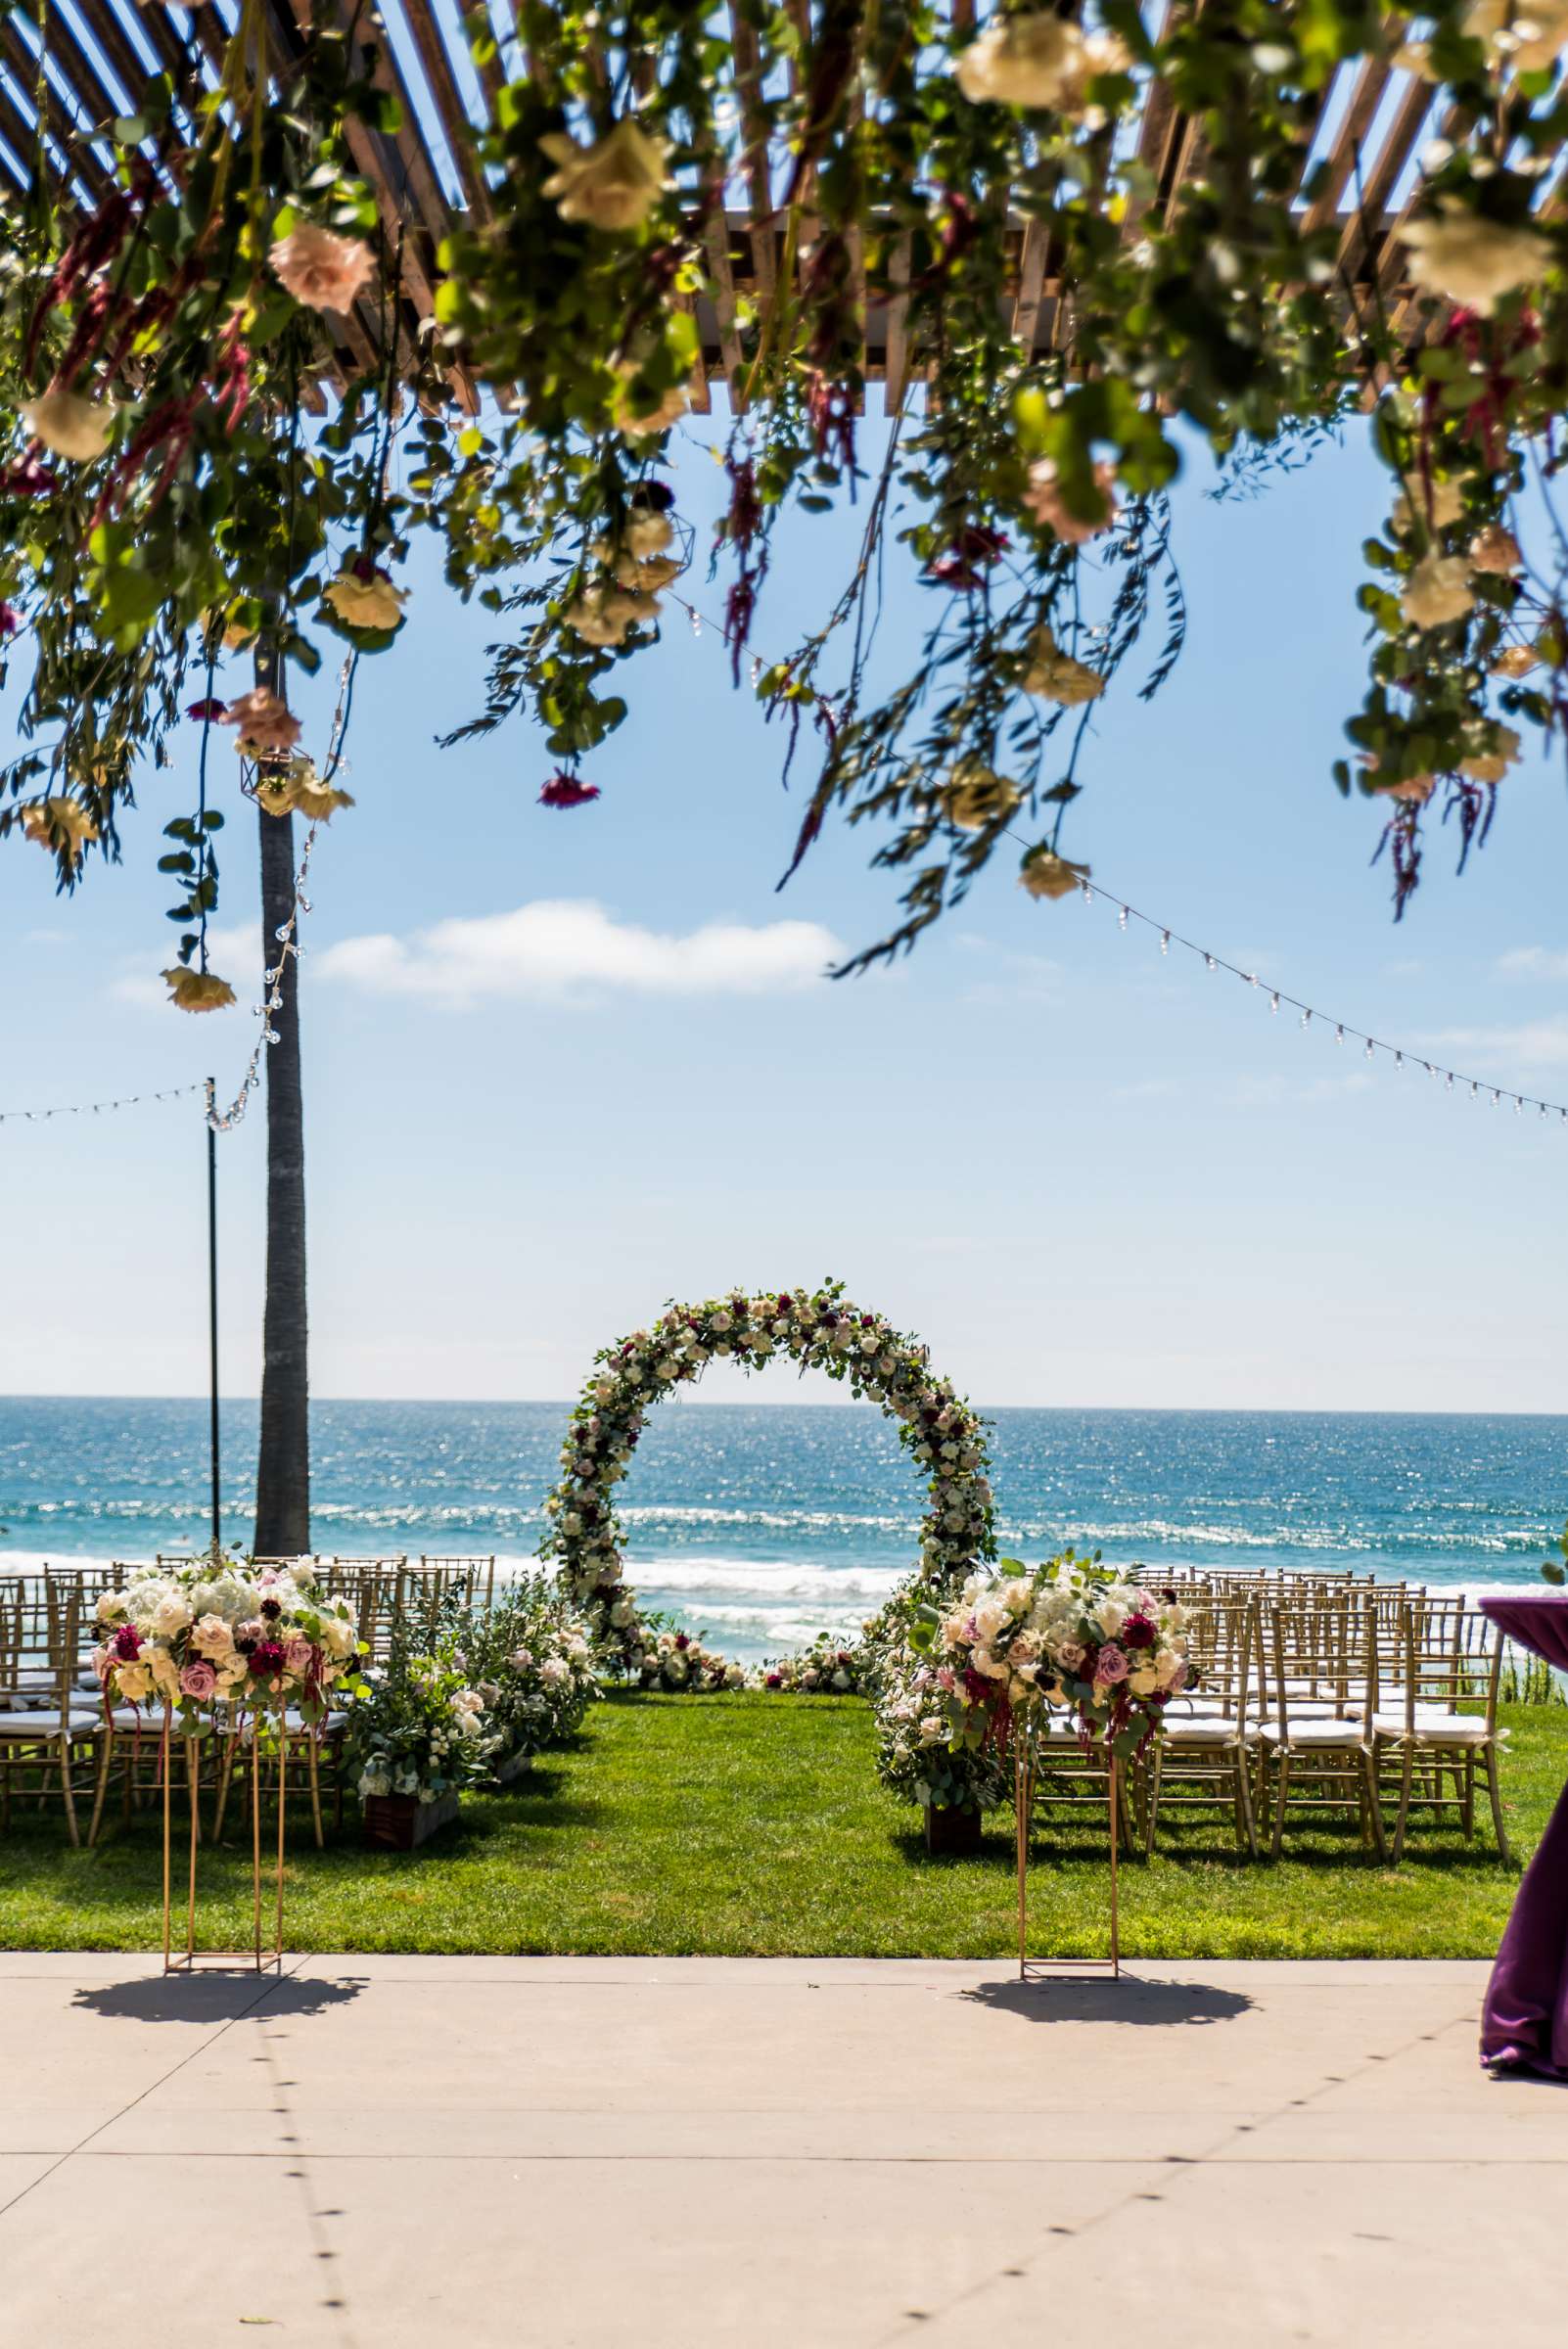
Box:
253;650;310;1557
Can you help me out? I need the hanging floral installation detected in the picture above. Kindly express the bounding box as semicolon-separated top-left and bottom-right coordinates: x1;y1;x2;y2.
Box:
3;3;1568;978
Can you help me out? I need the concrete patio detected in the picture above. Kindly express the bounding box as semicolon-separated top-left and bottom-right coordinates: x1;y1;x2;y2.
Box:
1;1953;1563;2346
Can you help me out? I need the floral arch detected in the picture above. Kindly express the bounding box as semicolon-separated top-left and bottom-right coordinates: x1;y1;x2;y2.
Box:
539;1279;995;1675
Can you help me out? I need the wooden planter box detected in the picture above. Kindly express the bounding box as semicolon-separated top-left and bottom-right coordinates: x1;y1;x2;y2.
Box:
924;1803;984;1859
362;1789;460;1852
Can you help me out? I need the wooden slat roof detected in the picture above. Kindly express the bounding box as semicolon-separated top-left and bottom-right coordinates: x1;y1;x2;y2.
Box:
0;2;1544;415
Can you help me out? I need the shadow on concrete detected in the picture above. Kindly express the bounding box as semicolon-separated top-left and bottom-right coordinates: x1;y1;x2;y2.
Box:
71;1970;367;2024
958;1974;1255;2026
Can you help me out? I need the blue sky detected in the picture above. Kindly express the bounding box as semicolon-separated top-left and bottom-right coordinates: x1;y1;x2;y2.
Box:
4;411;1567;1410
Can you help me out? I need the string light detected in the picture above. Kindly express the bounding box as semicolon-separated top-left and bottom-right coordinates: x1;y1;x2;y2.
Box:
0;1082;204;1127
208;822;319;1133
665;580;1567;1131
1058;872;1568;1127
208;661;353;1136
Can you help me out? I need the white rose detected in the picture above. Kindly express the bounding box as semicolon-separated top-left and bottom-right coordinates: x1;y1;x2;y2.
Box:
1402;553;1475;630
151;1590;193;1637
1403;200;1548;316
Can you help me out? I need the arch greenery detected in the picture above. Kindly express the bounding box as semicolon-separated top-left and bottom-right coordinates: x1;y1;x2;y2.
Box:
538;1278;1004;1811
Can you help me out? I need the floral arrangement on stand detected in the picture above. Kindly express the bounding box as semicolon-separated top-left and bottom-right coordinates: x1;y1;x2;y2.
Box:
456;1578;603;1769
760;1635;865;1695
348;1626;492;1809
912;1551;1193;1767
94;1557;362;1733
10;9;1568;986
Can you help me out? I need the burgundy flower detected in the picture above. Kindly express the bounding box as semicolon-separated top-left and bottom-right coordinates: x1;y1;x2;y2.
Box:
259;1596;281;1620
1123;1614;1157;1651
539;770;601;809
777;1293;792;1310
674;1632;690;1651
2;455;58;497
112;1624;142;1661
927;524;1009;592
0;602;18;638
249;1640;287;1681
764;1671;783;1688
186;697;227;721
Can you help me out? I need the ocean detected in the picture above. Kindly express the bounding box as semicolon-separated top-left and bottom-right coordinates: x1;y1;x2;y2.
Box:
1;1398;1561;1661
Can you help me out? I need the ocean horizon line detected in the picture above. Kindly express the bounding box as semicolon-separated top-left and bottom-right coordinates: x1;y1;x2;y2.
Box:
4;1394;1568;1423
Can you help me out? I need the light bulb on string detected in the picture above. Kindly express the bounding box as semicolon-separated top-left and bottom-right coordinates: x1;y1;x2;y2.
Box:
1118;905;1129;931
1335;1025;1344;1045
1300;1009;1311;1030
1269;990;1279;1014
1205;954;1217;973
1160;931;1170;954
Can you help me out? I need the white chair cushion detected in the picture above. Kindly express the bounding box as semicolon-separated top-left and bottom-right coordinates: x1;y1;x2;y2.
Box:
1163;1718;1255;1745
1371;1712;1494;1745
0;1709;99;1736
1258;1717;1368;1748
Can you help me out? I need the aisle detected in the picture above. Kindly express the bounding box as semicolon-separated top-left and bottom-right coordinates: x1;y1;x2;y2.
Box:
2;1954;1562;2346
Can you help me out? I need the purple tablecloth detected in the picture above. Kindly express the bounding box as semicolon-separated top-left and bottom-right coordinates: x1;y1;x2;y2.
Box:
1478;1593;1568;2078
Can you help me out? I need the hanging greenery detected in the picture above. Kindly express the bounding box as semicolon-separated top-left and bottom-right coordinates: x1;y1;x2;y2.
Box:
3;1;1568;990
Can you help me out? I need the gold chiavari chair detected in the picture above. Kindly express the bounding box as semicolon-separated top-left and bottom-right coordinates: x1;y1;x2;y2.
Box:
0;1583;115;1845
1144;1591;1260;1856
420;1554;496;1607
1372;1597;1510;1864
1256;1594;1386;1860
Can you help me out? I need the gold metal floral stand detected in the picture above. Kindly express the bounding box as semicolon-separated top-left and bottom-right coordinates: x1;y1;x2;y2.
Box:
1014;1739;1121;1981
161;1708;285;1974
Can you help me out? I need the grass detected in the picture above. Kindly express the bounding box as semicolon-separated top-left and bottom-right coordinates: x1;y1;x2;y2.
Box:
1;1692;1561;1958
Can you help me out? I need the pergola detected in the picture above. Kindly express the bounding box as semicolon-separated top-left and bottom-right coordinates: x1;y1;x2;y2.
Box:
0;1;1508;414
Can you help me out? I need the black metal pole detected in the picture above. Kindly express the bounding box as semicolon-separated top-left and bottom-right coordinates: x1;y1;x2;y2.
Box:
205;1078;221;1552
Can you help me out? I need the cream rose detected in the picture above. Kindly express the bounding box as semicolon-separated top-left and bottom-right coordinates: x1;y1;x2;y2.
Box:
223;686;302;757
1465;0;1568;73
269;223;376;312
1402;553;1475;630
22;388;115;463
539;118;669;232
1022;624;1104;706
324;567;408;631
955;15;1125;115
1403;200;1549;315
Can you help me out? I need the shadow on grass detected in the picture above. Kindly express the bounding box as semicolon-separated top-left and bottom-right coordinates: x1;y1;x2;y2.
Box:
959;1975;1255;2026
889;1819;1514;1876
72;1969;367;2023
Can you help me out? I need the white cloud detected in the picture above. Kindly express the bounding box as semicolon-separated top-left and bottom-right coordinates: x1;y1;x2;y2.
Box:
314;898;845;1006
1429;1015;1568;1071
1496;946;1568;982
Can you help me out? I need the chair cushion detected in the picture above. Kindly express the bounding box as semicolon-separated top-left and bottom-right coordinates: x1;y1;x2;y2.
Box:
1258;1717;1368;1748
1371;1712;1494;1745
0;1709;99;1736
1163;1718;1255;1746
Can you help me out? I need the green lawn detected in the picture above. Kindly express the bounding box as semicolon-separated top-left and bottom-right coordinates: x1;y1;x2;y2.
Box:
1;1692;1561;1958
